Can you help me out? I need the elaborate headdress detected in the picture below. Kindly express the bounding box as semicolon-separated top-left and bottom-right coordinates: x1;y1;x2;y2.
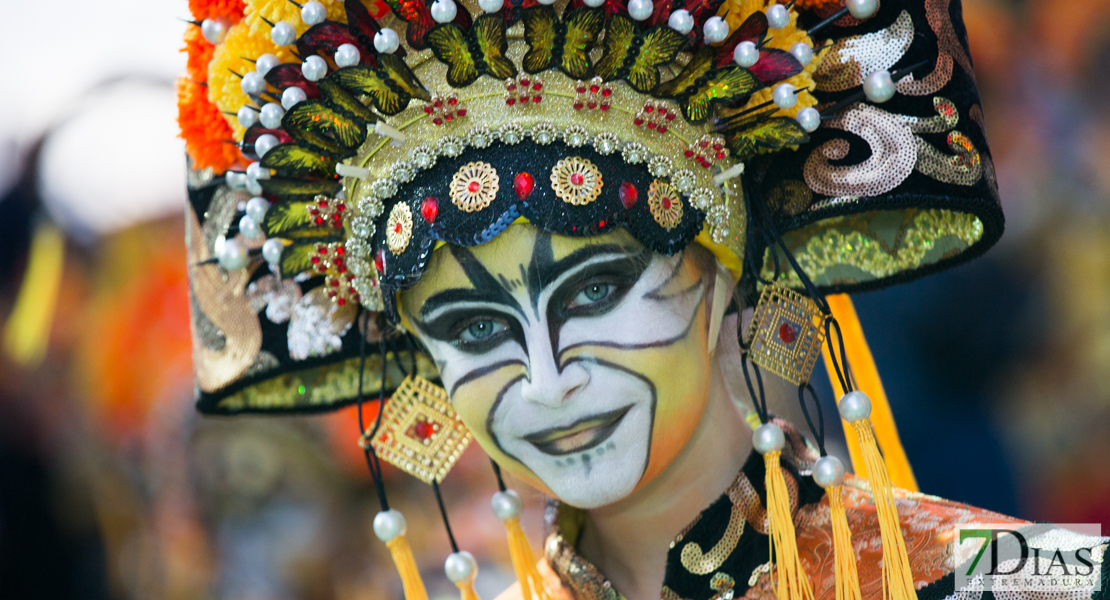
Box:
179;0;1001;595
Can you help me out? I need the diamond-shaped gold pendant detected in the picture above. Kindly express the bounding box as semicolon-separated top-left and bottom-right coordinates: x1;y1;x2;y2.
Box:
746;283;826;386
369;376;472;484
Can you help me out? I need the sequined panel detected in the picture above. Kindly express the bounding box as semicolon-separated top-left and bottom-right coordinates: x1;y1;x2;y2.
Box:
803;103;917;199
680;504;747;575
813;11;914;92
914;131;983;186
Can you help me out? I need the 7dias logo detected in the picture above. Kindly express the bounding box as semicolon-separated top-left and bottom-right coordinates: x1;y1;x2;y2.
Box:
954;524;1106;593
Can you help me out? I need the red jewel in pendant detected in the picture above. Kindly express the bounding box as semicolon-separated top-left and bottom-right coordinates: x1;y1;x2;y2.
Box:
514;172;535;200
778;322;797;344
421;197;438;222
413;420;435;440
619;182;638;208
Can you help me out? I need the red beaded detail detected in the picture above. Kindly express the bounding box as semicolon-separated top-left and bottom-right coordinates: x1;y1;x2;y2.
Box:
420;197;438;223
305;193;347;229
407;418;437;442
514;172;535;200
424;92;467;126
634;101;673;134
618;182;638;208
313;241;359;306
505;75;543;107
572;76;612;112
685;134;730;169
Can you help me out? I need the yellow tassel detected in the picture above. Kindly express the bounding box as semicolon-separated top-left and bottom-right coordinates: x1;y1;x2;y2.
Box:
827;485;862;600
826;294;918;491
386;535;430;600
504;517;552;600
764;451;815;600
851;421;916;600
456;578;481;600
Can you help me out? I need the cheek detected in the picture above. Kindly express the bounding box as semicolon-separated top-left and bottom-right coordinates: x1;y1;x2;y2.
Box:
449;364;555;494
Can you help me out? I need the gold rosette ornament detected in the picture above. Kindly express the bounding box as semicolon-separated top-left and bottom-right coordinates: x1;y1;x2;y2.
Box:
450;162;500;213
550;157;603;206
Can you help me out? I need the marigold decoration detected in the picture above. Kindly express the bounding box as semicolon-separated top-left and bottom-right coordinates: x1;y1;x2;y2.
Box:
648;180;683;230
177;78;243;173
183;26;215;84
550;157;603;206
449;162;499;213
387;203;414;255
189;0;245;22
206;22;297;136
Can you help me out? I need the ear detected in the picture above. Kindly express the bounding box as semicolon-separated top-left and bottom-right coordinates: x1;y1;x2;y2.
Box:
706;263;733;356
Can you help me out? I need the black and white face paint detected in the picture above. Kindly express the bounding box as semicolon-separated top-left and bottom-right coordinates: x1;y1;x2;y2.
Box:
402;225;714;508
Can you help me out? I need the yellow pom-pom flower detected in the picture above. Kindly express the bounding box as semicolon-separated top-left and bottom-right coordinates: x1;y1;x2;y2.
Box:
243;0;348;36
206;22;298;138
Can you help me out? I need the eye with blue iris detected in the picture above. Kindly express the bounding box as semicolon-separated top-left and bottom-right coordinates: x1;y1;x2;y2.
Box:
458;319;507;342
568;283;612;309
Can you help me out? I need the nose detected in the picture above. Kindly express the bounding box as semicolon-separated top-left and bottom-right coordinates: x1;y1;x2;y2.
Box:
519;338;590;407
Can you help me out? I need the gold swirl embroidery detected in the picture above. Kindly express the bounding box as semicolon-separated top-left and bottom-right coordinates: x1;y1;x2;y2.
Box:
680;503;746;575
904;97;959;133
762;209;985;286
914;131;982;186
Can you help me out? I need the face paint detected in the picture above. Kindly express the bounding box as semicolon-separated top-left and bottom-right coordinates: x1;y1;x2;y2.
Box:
401;225;713;509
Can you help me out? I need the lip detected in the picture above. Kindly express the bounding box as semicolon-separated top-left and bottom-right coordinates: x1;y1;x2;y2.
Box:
523;406;632;456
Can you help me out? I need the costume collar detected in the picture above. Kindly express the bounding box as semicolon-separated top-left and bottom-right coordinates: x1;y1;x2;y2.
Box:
542;419;823;600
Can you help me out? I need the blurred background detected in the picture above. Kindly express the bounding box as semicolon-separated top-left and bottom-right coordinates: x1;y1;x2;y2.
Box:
0;0;1108;598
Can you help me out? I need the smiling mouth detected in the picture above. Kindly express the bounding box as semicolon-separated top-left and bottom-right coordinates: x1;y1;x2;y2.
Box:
523;406;632;456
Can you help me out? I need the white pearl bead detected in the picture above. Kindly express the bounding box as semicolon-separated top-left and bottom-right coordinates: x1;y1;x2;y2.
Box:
335;44;361;67
262;238;285;265
374;28;400;54
478;0;504;13
628;0;654;21
667;9;693;33
733;40;759;67
772;82;797;109
373;509;407;542
490;490;523;521
271;21;297;46
240;71;266;95
444;551;478;584
752;423;785;455
766;3;790;29
301;0;327;26
246;161;270;181
846;0;878;19
795;106;821;132
790;41;812;66
259;103;285;129
812;455;846;488
218;238;250;270
430;0;457;23
281;86;307;109
225;171;247;189
255;53;281;77
254;134;279;157
201;17;230;44
702;16;729;44
838;391;872;422
246;196;272;223
246;178;263;195
237;106;259;129
239;214;263;239
301;55;327;81
583;0;605;6
863;69;895;103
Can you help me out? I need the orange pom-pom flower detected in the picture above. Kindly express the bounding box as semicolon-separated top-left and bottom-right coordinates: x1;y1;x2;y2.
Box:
177;77;243;174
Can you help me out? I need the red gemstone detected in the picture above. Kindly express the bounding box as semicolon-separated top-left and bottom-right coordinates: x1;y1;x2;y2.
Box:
457;108;466;116
644;105;653;113
602;88;612;97
514;172;535;199
413;420;434;440
533;96;541;103
521;78;530;86
448;97;458;105
713;143;723;151
337;203;346;212
570;172;584;186
665;113;676;121
319;247;329;255
434;100;443;108
700;140;710;147
375;250;386;273
506;98;515;106
574;102;584;110
590;84;599;93
468;181;480;193
445;114;453;121
424;106;434;114
658;125;668;133
619;182;638;208
576;86;586;94
684;150;694;157
778;322;796;344
337;297;347;306
600;104;610;111
717;151;726;160
394;222;402;233
311;256;321;264
318;199;328;207
315;216;325;225
634;118;644;126
662;197;672;209
421;197;438;222
533;82;543;90
647;122;657;129
507;83;517;91
336;246;345;255
587;101;597;109
433;117;443;125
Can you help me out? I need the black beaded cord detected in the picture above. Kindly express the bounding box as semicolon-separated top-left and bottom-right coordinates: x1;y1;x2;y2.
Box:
356;307;391;511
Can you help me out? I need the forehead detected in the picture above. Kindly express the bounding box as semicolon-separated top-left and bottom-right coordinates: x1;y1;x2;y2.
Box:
402;224;644;307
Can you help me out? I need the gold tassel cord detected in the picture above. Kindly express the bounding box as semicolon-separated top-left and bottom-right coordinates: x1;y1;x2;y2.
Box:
504;517;552;600
456;579;481;600
764;451;815;600
852;422;917;600
825;294;918;491
386;535;430;600
827;485;862;600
